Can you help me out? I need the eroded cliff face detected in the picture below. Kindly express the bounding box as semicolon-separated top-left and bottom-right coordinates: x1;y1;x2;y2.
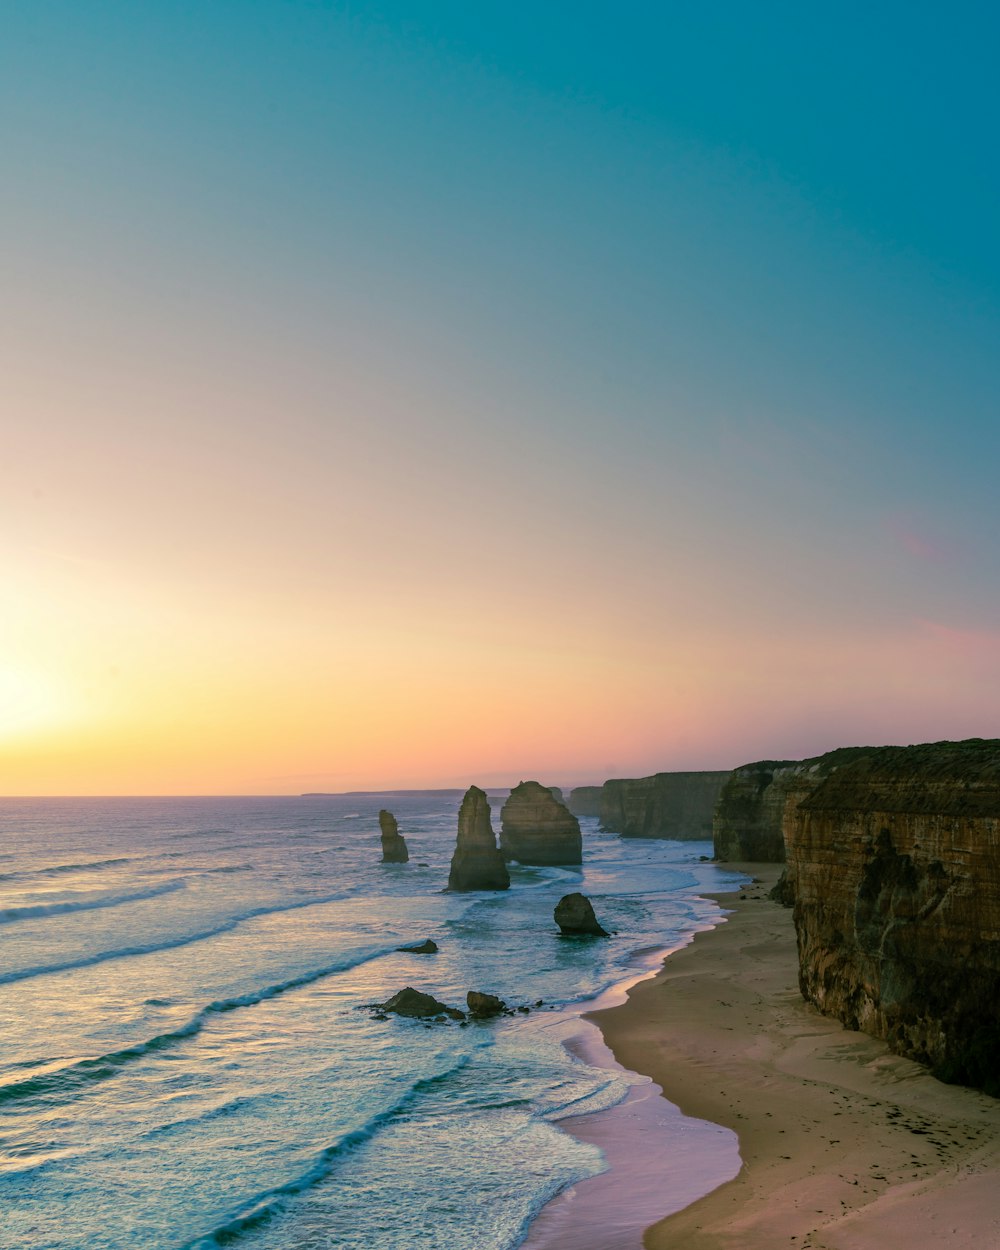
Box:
600;771;730;839
448;786;510;891
499;781;582;865
788;739;1000;1096
713;748;872;862
567;786;603;818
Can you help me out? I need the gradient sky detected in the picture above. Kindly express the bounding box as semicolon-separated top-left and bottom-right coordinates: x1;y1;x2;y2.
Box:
3;2;999;794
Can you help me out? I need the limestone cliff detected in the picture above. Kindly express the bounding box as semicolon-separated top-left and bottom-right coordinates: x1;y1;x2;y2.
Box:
499;781;582;865
713;748;871;862
567;786;603;817
378;809;409;863
787;739;1000;1096
600;771;730;839
448;786;510;891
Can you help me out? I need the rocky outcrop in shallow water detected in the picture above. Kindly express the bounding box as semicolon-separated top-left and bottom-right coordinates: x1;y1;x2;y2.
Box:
500;781;582;865
379;809;409;863
713;748;872;862
379;987;463;1019
554;892;609;937
787;739;1000;1096
601;771;730;839
448;786;510;891
466;991;507;1018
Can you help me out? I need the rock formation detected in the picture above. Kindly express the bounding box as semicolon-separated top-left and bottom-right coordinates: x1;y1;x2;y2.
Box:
499;781;582;865
447;786;510;891
554;892;609;937
379;987;463;1019
713;748;872;862
466;991;506;1018
600;771;731;839
378;809;409;863
787;739;1000;1096
396;939;438;954
567;786;603;817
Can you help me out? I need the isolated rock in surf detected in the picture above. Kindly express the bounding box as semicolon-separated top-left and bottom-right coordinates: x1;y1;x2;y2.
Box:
379;809;409;863
447;786;510;891
500;781;582;865
380;987;463;1019
554;892;609;937
466;991;507;1018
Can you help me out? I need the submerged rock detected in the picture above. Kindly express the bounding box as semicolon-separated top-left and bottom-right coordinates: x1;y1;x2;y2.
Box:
466;991;507;1018
396;939;438;954
379;809;409;863
379;987;463;1020
554;892;609;937
447;786;510;891
500;781;582;865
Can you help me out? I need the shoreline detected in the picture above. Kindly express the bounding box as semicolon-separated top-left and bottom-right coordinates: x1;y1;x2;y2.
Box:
586;863;1000;1249
520;908;746;1250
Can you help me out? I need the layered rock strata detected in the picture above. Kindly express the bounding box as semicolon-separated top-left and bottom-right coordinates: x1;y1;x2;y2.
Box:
787;739;1000;1096
600;771;731;838
713;748;871;862
447;786;510;891
567;786;603;817
378;809;409;863
499;781;582;865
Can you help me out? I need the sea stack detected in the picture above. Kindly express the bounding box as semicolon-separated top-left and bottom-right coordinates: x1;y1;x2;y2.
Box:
554;892;609;937
379;809;409;863
447;786;510;891
500;781;582;865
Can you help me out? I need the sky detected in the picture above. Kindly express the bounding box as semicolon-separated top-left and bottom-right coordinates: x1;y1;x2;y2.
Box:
2;1;999;795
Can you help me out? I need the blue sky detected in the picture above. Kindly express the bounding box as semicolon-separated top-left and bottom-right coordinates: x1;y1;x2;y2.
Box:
2;2;998;790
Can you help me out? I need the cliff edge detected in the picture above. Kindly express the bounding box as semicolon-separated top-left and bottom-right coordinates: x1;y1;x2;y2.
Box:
600;771;730;839
787;738;1000;1095
713;747;872;862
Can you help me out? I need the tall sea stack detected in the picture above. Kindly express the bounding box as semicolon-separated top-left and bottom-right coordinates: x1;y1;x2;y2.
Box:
379;809;409;863
500;781;582;865
448;786;510;891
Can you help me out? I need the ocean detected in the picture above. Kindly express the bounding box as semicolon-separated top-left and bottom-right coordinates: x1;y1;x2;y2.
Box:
0;793;745;1249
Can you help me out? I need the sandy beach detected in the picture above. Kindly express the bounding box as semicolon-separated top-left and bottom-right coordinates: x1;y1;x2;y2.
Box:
582;864;1000;1249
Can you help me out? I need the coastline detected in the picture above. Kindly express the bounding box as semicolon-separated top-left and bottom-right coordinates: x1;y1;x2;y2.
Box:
520;935;742;1250
586;863;1000;1249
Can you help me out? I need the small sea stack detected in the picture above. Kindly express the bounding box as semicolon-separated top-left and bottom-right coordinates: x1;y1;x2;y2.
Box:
554;892;609;937
447;786;510;891
500;781;582;865
379;809;409;863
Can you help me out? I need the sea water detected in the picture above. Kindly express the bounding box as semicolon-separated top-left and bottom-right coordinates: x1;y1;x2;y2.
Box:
0;794;745;1249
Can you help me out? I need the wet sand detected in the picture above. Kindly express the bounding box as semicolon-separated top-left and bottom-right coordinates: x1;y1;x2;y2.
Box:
589;864;1000;1249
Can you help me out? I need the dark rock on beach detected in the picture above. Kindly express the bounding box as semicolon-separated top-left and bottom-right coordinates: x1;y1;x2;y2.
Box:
447;786;510;891
396;939;438;954
500;781;582;865
554;892;609;937
379;809;409;863
466;991;507;1018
